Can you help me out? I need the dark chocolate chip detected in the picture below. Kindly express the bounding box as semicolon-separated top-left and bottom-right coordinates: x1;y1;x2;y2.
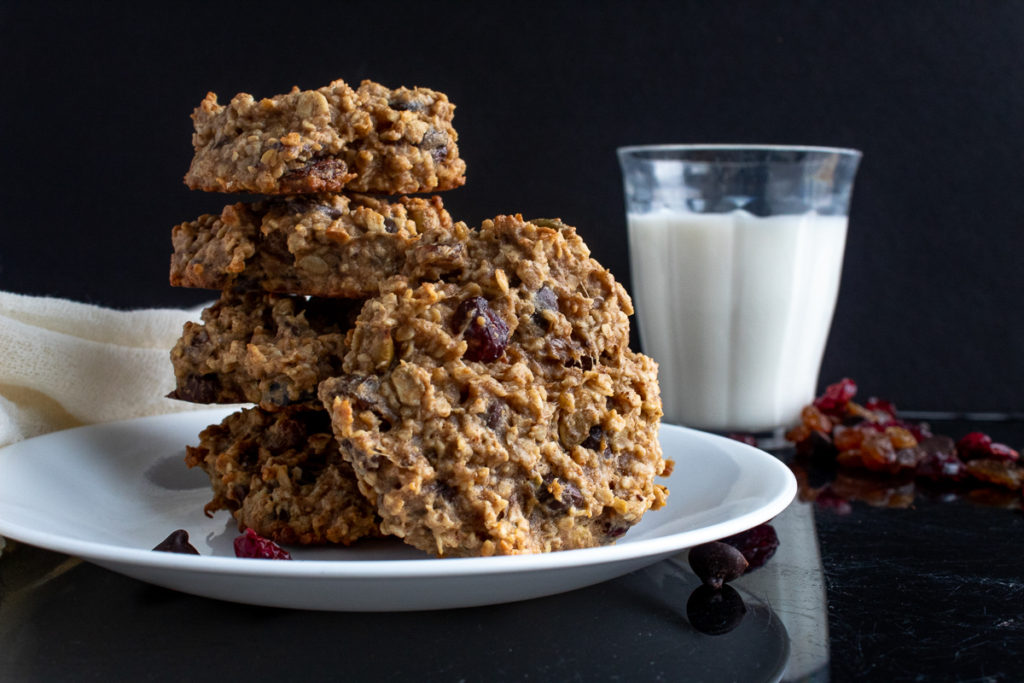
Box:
688;541;750;589
153;529;200;555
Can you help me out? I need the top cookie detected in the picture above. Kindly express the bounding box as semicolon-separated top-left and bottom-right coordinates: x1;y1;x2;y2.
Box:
184;79;466;195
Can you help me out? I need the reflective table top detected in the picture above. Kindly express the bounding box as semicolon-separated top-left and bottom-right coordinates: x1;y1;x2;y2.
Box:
0;416;1020;681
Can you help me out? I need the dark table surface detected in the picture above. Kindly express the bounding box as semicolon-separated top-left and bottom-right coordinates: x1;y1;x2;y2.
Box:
1;415;1021;682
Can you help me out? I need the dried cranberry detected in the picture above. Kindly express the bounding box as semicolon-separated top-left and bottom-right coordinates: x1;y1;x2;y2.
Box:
957;431;994;460
864;396;897;418
233;528;292;560
989;443;1020;462
813;378;858;415
917;452;969;482
453;297;509;362
688;541;749;589
719;524;779;571
153;529;199;555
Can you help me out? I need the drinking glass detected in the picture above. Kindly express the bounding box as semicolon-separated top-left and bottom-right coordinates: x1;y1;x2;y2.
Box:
617;144;862;435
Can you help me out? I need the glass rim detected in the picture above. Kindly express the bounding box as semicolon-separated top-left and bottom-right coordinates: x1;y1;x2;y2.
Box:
617;143;862;158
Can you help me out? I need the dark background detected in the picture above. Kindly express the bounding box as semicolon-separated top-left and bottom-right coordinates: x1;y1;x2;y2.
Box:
1;0;1021;413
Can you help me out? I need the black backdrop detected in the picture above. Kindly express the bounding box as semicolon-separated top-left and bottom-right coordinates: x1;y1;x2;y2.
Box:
1;0;1021;412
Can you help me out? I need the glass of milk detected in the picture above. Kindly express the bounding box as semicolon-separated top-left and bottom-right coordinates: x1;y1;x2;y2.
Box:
617;144;861;437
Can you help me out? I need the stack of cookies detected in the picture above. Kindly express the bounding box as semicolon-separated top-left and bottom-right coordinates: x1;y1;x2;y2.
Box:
168;78;670;557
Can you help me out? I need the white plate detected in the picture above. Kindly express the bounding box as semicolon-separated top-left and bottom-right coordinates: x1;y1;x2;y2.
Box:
0;409;795;611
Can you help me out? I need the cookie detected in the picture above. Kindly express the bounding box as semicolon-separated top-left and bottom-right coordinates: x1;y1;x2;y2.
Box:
403;214;635;362
170;194;456;298
169;291;359;410
318;223;667;557
185;406;379;545
184;79;466;195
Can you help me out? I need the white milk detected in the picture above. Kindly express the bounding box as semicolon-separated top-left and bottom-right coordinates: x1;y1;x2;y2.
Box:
627;209;847;432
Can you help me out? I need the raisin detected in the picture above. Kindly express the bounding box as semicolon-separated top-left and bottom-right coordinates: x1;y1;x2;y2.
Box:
233;528;292;560
688;541;749;589
153;529;199;555
279;158;351;191
686;584;747;635
453;297;509;362
965;459;1024;490
383;217;398;234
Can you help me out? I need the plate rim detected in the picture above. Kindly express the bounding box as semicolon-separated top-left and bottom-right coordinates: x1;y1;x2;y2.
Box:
0;410;796;580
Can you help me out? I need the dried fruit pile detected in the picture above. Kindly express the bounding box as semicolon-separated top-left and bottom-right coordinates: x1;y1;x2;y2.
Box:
786;378;1023;493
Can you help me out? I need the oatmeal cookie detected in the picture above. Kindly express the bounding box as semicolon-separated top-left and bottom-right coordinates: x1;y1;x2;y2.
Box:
185;406;379;545
404;214;635;361
169;291;360;410
170;194;455;298
184;79;466;195
318;273;667;557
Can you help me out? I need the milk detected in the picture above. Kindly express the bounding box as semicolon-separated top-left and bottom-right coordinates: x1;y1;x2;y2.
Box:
627;209;848;432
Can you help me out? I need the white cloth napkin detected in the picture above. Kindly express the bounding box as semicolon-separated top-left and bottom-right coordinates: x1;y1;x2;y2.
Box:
0;291;207;448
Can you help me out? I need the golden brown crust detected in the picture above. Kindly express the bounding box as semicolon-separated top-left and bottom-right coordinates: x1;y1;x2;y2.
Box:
170;194;455;298
183;79;466;195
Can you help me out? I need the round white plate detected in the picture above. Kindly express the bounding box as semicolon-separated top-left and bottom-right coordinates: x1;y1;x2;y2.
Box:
0;409;795;611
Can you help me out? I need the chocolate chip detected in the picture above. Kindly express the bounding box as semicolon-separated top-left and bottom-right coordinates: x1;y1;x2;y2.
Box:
688;541;750;589
153;529;199;555
383;217;398;234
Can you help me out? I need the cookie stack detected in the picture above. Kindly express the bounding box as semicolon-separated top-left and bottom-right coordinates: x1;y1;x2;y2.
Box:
168;78;669;557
